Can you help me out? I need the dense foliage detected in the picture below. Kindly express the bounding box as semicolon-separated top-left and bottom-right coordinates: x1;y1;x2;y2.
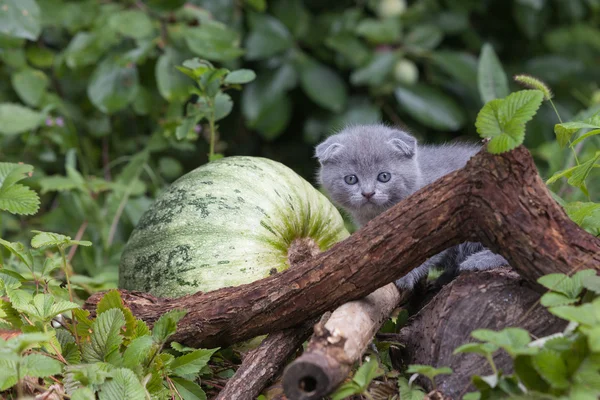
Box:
1;0;600;398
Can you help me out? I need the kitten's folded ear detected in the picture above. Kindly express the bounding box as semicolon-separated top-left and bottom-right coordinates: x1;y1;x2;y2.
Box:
388;130;417;158
315;136;344;164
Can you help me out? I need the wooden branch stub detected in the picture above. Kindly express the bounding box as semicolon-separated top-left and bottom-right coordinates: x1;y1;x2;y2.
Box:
85;146;600;349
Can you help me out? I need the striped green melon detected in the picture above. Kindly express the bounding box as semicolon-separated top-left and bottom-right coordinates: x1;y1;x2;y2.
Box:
119;156;349;298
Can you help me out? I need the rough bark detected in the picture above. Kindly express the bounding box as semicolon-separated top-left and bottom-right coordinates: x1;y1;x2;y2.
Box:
282;283;410;399
85;146;600;349
394;268;567;399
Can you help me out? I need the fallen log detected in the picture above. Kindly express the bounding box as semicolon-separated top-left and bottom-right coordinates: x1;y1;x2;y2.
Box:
282;283;410;399
84;146;600;349
393;268;566;399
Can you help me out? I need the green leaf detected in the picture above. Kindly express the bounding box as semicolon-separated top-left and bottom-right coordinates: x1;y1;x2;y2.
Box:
476;90;544;153
471;328;534;356
514;355;550;392
582;275;600;294
532;349;570;389
395;84;465;131
567;152;600;191
352;357;383;389
83;308;126;363
21;353;62;378
214;92;233;121
6;332;51;353
170;377;207;400
299;60;347;113
350;51;398;87
404;24;443;51
11;68;49;107
122;336;154;369
540;292;578;307
109;10;154;39
71;388;97;400
0;103;44;135
0;299;22;327
171;347;219;377
0;162;33;189
184;22;244;62
453;342;499;356
98;368;146;400
88;56;139;114
16;293;80;323
586;326;600;352
554;113;600;148
224;69;256;85
156;48;190;102
330;381;361;400
0;0;41;40
550;303;598;326
406;364;453;380
0;184;40;215
171;342;196;353
96;290;138;340
152;309;187;343
31;230;91;249
64;31;118;69
63;363;111;394
546;165;578;185
245;13;293;60
397;377;426;400
356;18;401;44
431;51;478;94
478;43;510;103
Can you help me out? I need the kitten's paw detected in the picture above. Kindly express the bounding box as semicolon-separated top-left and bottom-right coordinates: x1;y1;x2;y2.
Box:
459;250;508;272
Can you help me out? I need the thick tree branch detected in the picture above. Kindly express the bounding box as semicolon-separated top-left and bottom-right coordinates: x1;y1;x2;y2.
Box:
85;146;600;349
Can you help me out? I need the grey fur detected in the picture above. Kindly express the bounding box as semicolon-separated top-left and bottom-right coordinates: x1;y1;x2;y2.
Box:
316;124;508;290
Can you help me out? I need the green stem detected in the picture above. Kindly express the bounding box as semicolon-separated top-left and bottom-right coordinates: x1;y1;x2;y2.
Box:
59;246;74;303
208;105;216;160
486;354;498;376
549;99;580;166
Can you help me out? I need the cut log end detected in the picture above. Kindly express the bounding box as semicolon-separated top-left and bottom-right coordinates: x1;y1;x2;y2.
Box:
282;352;346;400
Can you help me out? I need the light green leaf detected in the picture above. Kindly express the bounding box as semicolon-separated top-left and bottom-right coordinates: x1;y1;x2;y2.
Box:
83;308;126;363
11;68;49;107
571;128;600;147
352;357;383;389
31;230;91;249
98;368;146;400
245;13;293;60
170;377;207;400
397;377;426;400
476;90;544;153
404;24;443;51
453;342;499;356
586;326;600;352
0;299;22;327
64;32;118;69
0;0;41;40
21;353;62;378
471;328;534;356
6;332;51;353
171;342;196;353
532;349;569;388
122;336;154;369
478;43;509;103
350;51;398;87
299;60;347;113
395;84;465;131
39;175;80;194
431;51;478;94
152;309;187;343
0;162;33;189
71;387;97;400
549;303;598;326
582;275;600;294
156;48;190;102
330;381;361;400
0;103;44;135
567;152;600;191
88;56;139;114
109;10;154;39
171;347;219;377
96;290;138;340
546;165;578;185
224;69;256;85
17;293;79;322
214;92;233;121
540;292;578;307
406;364;453;380
0;184;40;215
63;363;111;394
184;22;244;62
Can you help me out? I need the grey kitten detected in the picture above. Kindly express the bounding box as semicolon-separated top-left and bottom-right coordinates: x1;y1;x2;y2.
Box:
315;124;507;290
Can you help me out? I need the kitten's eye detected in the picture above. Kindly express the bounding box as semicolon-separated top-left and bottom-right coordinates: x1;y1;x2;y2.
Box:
377;172;391;182
344;175;358;185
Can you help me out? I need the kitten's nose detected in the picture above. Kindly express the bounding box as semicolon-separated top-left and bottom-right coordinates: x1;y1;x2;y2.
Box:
361;191;375;199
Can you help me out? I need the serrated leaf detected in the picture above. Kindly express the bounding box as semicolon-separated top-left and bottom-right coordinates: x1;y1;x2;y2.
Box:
478;43;509;103
532;349;570;388
18;293;80;323
72;308;94;341
352;357;383;389
567;152;600;191
476;90;544;153
99;368;146;400
83;308;126;364
550;303;598;326
122;336;154;369
471;328;534;356
96;290;137;340
152;309;187;343
0;238;34;269
170;377;207;400
0;0;41;40
31;230;91;249
0;299;22;327
21;353;62;378
64;363;111;394
397;377;426;400
0;183;40;215
171;347;219;377
540;292;578;307
71;387;96;400
0;103;44;135
224;69;256;84
7;332;51;353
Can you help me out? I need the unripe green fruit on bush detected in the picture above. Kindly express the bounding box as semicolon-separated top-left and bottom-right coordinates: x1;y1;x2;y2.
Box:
119;156;350;298
393;59;419;85
377;0;406;18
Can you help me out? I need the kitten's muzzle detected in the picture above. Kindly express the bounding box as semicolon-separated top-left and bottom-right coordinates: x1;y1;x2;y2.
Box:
361;191;375;199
